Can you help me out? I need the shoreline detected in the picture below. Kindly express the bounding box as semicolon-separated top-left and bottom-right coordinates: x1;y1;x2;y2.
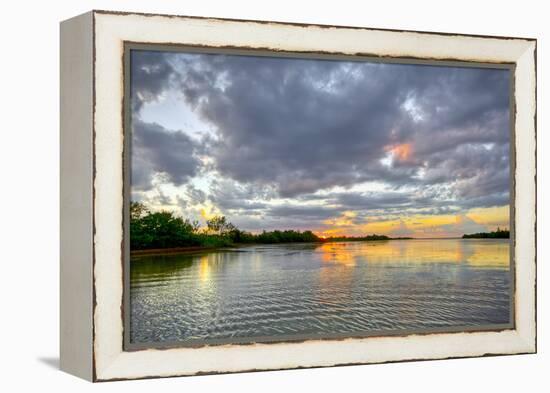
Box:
130;246;221;257
130;237;509;258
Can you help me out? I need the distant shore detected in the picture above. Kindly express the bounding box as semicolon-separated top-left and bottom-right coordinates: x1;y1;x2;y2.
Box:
130;237;411;258
462;229;509;239
130;233;510;258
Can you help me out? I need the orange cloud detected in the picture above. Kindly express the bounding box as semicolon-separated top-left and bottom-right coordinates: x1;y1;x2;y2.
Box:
467;205;510;230
316;205;509;238
386;143;413;161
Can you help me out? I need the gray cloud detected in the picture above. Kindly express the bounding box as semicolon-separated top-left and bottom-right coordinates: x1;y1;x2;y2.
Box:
176;54;507;195
131;51;176;112
266;205;339;220
185;184;207;205
130;50;510;230
335;192;426;210
208;178;274;212
131;120;200;190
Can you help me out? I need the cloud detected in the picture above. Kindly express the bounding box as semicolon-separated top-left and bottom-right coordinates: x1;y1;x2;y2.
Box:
174;53;507;195
131;51;176;112
390;220;415;237
440;215;488;235
129;50;511;234
335;191;424;210
266;205;339;220
185;184;207;205
193;59;419;196
208;178;274;211
131;120;200;190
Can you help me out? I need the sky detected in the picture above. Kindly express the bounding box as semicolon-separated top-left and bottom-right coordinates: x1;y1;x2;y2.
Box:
130;49;511;238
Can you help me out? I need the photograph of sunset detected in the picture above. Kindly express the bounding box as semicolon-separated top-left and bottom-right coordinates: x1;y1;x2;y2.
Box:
128;48;512;345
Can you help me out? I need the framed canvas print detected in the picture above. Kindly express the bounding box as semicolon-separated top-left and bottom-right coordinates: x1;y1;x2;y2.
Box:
60;10;537;381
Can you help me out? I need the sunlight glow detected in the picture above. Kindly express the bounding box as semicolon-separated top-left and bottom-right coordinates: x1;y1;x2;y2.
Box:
318;239;508;268
316;205;509;238
199;255;211;283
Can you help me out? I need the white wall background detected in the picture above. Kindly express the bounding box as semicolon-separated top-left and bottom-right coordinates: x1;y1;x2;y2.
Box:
0;0;546;391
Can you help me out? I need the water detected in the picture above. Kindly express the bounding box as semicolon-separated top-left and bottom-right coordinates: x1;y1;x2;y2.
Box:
130;239;511;345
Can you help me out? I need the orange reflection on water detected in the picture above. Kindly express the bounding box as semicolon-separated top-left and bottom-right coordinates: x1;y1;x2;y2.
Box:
199;255;211;283
319;243;357;266
318;239;509;268
464;241;509;268
315;239;509;310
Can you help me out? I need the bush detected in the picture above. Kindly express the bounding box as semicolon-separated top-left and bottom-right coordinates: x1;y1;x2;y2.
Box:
130;202;322;250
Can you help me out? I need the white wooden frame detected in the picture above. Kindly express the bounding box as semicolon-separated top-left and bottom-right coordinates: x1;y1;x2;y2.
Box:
60;10;537;382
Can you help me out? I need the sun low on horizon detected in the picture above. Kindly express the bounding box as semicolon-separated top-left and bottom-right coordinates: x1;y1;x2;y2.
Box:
130;50;511;239
313;205;509;239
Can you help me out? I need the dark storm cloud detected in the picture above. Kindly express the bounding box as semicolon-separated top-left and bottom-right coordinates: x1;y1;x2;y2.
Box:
131;51;176;112
189;57;417;196
130;50;510;213
131;120;200;190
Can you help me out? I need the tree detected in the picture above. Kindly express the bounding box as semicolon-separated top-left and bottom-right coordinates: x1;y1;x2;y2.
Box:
130;201;149;220
206;216;236;236
130;207;202;249
129;201;324;251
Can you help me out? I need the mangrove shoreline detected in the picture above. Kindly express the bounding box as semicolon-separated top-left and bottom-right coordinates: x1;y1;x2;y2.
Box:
130;202;509;257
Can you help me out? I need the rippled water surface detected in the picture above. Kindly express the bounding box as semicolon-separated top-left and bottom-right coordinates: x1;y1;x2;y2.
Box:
130;239;511;344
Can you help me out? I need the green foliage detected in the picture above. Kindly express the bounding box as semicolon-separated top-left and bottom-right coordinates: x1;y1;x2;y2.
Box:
194;233;234;248
252;230;320;244
130;202;409;251
462;227;510;239
206;216;236;236
130;201;149;220
130;202;322;250
130;202;202;250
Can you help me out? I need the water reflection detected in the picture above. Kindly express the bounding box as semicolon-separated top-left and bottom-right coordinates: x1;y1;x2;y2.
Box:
199;256;210;283
319;242;359;266
130;239;511;344
316;239;509;268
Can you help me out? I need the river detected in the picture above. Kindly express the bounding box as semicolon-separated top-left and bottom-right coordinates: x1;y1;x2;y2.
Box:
130;239;511;345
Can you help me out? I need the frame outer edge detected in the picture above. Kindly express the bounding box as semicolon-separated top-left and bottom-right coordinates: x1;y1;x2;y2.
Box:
60;11;95;382
91;11;538;381
513;41;537;352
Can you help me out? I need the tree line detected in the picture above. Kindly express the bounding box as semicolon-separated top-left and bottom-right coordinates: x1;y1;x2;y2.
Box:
130;202;320;250
323;234;392;241
462;228;510;239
